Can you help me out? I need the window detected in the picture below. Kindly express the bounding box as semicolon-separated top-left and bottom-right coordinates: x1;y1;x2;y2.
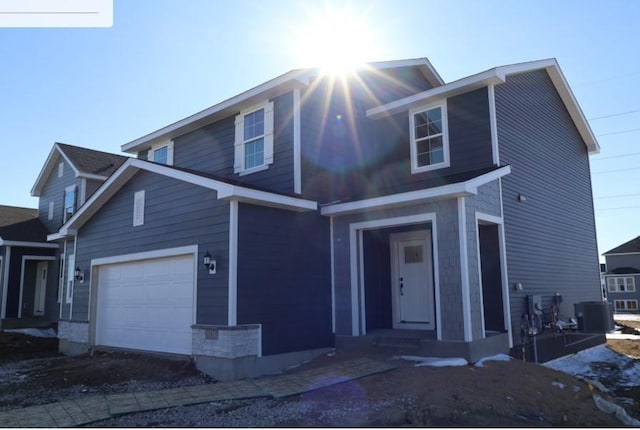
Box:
234;101;274;175
607;276;636;293
409;102;449;173
133;190;145;227
63;185;76;223
150;141;173;165
614;300;638;312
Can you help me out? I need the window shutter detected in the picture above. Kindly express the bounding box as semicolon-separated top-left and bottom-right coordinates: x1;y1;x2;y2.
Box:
133;190;145;226
263;101;275;165
48;201;54;220
233;113;244;173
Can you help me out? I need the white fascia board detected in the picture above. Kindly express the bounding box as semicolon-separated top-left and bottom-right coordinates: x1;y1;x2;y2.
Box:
320;182;473;217
219;187;317;212
0;240;59;248
31;143;82;196
77;173;108;181
604;252;640;256
320;165;511;217
367;69;505;120
121;70;310;153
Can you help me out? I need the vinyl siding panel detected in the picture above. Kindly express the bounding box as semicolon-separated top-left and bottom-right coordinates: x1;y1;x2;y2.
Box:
71;171;230;324
170;92;295;195
38;157;80;234
236;203;332;355
496;70;601;337
301;86;493;203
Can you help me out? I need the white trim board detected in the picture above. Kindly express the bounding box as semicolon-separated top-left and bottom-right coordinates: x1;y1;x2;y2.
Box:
0;240;59;248
18;256;56;318
91;245;199;267
228;200;238;326
321;166;511;216
457;198;472;342
50;158;318;240
347;213;441;340
1;247;10;320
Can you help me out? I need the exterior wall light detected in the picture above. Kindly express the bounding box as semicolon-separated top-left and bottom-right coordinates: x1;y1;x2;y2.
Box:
203;250;217;274
74;266;84;282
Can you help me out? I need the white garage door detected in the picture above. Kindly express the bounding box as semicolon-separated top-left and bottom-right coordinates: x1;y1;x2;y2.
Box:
95;254;195;355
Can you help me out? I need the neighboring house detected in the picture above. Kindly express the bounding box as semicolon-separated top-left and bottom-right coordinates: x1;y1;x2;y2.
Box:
33;57;602;379
602;236;640;313
0;205;56;327
4;143;127;330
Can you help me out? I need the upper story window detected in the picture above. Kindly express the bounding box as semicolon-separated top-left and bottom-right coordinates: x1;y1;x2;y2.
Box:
234;101;274;175
607;276;636;293
149;141;174;165
63;185;76;223
409;101;450;174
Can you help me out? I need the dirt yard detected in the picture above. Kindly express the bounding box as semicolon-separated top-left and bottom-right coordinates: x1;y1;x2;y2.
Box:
0;327;638;427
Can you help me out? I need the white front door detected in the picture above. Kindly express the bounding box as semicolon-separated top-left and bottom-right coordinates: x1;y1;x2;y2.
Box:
33;261;48;316
390;230;434;330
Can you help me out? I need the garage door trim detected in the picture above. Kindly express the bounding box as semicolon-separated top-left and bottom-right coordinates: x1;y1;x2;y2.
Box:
89;245;198;354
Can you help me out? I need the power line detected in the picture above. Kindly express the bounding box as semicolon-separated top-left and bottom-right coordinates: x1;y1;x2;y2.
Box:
595;193;640;199
591;152;640;161
596;128;640;137
596;206;640;211
588;109;640;121
592;167;640;174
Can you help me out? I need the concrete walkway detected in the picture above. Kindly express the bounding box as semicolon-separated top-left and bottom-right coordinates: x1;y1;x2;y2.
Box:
0;357;396;427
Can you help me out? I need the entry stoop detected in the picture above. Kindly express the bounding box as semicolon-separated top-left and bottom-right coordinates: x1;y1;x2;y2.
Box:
0;317;53;329
336;330;511;363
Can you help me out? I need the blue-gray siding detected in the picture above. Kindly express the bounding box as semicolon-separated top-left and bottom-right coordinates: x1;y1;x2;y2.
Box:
301;87;493;203
605;254;640;272
496;70;601;336
159;92;295;195
38;157;80;234
236;203;332;355
68;170;230;324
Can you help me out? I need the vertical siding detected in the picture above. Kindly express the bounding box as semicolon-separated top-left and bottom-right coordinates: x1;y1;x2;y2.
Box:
172;92;295;195
496;70;601;338
236;204;332;355
71;171;230;324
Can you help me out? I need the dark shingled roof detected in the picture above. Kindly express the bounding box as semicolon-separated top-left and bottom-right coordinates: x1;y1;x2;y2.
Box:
57;142;127;177
0;218;48;242
603;236;640;255
0;205;37;228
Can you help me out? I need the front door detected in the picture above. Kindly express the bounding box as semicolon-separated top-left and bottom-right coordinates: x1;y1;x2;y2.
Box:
33;261;48;316
390;230;434;330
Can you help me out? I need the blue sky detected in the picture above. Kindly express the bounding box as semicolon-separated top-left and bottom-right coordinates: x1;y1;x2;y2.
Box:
1;0;639;260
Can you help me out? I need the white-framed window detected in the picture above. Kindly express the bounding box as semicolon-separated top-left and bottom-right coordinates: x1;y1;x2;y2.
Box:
614;299;638;312
66;253;75;303
409;101;450;174
607;276;636;293
58;162;64;178
149;141;174;165
48;201;54;220
234;101;274;175
63;185;76;223
133;190;145;227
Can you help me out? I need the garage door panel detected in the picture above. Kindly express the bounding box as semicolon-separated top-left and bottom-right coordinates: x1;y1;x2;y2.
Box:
96;254;194;355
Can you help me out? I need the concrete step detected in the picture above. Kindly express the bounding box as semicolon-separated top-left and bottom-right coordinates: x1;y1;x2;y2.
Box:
1;318;52;329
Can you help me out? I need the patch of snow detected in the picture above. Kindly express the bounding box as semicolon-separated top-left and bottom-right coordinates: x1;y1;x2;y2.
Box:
4;328;56;338
544;344;640;390
606;333;640;340
474;353;512;367
396;355;468;367
551;381;566;389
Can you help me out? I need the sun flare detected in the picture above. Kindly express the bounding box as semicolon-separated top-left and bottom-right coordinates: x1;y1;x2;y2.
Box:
292;6;379;75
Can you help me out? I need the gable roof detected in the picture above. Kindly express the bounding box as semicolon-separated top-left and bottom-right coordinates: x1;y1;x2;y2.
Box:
31;143;128;197
0;205;37;228
49;158;318;240
366;58;599;154
603;236;640;255
120;58;443;154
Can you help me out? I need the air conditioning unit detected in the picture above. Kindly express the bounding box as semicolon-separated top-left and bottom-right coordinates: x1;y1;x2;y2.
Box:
574;301;615;333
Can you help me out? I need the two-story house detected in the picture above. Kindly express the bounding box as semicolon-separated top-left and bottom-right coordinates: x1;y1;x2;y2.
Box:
602;236;640;313
36;57;602;379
